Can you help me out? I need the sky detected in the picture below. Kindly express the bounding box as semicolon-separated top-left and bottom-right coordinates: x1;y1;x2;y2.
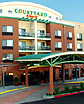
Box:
0;0;84;23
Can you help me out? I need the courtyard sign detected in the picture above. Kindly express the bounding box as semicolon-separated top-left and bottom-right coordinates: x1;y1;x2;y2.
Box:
15;9;47;17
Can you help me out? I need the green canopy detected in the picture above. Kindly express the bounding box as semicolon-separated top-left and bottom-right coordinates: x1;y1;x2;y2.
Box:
15;51;84;67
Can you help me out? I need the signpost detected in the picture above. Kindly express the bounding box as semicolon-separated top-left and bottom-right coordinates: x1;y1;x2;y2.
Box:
2;66;7;88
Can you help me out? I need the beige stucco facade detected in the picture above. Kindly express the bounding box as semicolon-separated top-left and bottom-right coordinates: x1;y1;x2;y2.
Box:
64;21;84;51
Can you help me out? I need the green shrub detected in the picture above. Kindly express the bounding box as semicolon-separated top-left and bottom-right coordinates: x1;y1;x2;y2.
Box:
54;87;60;95
14;77;20;84
71;85;77;92
46;93;51;96
64;85;70;93
80;83;84;90
76;88;81;92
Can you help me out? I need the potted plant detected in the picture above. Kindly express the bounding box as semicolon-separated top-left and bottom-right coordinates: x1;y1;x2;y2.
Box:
21;82;24;85
14;77;20;86
56;78;60;82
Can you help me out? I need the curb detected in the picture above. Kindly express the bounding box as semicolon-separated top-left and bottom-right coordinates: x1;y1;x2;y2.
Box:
43;91;84;99
54;91;84;98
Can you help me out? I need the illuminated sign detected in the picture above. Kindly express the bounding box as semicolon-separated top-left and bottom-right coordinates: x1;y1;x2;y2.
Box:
15;9;47;17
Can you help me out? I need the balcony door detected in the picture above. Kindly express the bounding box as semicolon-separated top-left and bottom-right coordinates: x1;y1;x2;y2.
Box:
19;41;26;49
37;30;44;37
38;42;45;47
19;29;26;36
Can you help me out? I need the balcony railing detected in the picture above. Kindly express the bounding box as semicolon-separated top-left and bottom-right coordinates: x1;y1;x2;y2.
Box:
37;33;50;38
19;32;35;38
19;46;35;50
37;46;51;50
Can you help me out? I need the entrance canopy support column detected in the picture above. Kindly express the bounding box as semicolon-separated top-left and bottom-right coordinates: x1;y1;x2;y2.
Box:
49;66;54;94
62;64;65;83
25;66;28;87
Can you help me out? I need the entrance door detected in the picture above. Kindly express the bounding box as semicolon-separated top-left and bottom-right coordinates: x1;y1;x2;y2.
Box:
40;71;49;83
72;68;79;79
59;70;62;80
65;69;68;80
21;72;40;85
3;73;13;86
29;72;39;85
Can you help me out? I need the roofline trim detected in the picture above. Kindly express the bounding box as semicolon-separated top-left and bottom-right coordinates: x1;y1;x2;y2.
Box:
0;1;62;17
41;51;84;61
0;16;74;27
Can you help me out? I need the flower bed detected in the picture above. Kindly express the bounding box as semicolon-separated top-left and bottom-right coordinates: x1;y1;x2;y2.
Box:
45;83;84;98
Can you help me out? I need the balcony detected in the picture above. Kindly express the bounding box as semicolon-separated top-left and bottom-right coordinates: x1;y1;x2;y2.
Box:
19;46;35;52
19;32;35;39
37;33;51;40
37;46;51;52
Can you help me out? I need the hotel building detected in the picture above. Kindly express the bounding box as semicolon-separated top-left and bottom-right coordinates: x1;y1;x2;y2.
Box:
0;1;83;86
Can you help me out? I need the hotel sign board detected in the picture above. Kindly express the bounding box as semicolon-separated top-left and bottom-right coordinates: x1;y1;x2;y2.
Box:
15;9;47;18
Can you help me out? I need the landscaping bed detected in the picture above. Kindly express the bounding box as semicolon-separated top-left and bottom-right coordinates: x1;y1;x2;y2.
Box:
44;83;84;98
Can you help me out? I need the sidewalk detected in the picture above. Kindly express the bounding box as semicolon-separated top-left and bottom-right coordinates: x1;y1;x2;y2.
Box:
0;78;84;104
0;84;46;104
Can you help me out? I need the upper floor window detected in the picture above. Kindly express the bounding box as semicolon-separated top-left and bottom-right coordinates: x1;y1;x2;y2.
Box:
2;54;13;62
37;30;45;37
2;25;13;35
19;41;26;49
77;44;82;51
77;33;82;41
67;32;72;40
55;42;62;50
67;43;72;51
49;16;52;18
56;17;58;20
2;40;13;49
8;10;12;14
0;9;2;13
38;42;45;47
55;30;61;38
78;25;80;28
19;28;26;36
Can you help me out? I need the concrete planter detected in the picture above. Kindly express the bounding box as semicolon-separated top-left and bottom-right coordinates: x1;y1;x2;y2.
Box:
43;91;84;99
43;94;54;99
54;90;84;98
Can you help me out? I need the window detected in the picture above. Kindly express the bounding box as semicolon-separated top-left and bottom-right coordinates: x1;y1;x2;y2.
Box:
8;10;12;14
2;25;13;35
67;43;72;51
2;40;13;49
78;25;80;28
67;32;72;39
77;33;82;40
19;28;26;36
49;16;52;18
37;30;45;37
38;42;45;47
56;17;58;20
2;54;13;62
0;9;2;13
19;41;26;49
55;30;61;38
55;42;62;50
77;44;82;51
